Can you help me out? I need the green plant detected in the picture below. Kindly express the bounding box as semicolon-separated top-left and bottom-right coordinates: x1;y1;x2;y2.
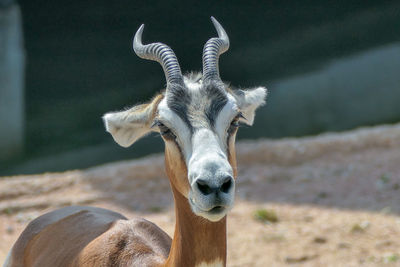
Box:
254;208;279;223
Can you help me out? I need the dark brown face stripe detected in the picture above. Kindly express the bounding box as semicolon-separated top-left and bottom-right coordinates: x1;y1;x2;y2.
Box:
167;84;194;133
203;82;228;127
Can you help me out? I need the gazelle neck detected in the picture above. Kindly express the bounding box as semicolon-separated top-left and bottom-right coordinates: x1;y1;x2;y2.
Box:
164;186;227;267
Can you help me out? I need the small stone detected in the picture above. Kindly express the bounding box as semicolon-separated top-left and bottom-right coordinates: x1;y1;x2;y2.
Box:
360;221;370;229
16;213;26;223
6;225;14;234
285;254;318;263
313;236;327;244
376;240;392;248
337;242;351;249
304;215;314;222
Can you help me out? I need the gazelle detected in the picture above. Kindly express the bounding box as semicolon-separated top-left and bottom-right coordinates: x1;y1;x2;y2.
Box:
5;17;267;267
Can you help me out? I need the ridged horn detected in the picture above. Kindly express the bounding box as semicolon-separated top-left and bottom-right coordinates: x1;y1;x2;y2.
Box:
202;16;230;83
133;24;183;86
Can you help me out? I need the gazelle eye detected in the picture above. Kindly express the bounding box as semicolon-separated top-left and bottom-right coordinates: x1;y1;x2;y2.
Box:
154;121;177;140
230;119;239;128
227;114;241;134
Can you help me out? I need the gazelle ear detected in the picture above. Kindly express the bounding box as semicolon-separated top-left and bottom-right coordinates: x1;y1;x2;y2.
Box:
233;87;268;125
103;94;163;147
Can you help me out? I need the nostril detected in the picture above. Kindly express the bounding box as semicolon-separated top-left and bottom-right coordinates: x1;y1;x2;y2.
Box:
196;179;213;195
220;176;233;193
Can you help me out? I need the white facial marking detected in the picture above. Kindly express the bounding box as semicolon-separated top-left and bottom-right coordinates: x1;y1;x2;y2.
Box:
187;95;236;222
157;97;192;154
215;93;239;146
187;129;235;221
184;76;203;92
188;128;232;184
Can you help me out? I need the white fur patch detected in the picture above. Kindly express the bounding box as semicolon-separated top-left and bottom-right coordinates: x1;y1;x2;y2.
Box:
195;259;224;267
215;93;239;147
157;97;193;161
184;75;203;92
188;128;232;183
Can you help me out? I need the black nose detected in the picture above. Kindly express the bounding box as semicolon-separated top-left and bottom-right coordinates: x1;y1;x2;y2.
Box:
196;176;234;196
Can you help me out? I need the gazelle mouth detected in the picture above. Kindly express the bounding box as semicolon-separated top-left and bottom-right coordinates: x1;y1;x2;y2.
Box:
209;206;225;214
189;197;228;220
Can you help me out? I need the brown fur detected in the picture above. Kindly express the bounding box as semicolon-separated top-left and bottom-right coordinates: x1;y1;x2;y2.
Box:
8;206;171;267
164;186;227;267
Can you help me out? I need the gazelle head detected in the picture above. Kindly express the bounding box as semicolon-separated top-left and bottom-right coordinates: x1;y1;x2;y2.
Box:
103;17;267;222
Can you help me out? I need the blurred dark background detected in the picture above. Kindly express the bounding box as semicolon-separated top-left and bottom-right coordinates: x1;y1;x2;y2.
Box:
1;1;400;175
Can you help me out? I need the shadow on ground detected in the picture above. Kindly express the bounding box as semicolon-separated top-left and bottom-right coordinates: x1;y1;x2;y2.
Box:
76;123;400;215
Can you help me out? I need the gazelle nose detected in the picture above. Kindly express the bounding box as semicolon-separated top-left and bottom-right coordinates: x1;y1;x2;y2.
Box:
195;176;234;196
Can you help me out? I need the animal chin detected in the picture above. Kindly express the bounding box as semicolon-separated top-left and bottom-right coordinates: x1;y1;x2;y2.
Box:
189;197;228;222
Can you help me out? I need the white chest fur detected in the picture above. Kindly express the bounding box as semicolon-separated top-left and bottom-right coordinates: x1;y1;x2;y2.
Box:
195;259;224;267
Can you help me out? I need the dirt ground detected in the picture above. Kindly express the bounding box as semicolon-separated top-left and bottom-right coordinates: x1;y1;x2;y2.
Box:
1;123;400;266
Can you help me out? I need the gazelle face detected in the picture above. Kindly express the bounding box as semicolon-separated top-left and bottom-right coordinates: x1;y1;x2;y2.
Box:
156;77;240;221
103;17;267;222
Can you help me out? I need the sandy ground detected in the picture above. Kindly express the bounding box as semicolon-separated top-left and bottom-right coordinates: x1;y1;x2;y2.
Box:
1;123;400;266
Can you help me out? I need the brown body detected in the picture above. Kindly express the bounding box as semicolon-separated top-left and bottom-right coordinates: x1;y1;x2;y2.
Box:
6;190;227;267
6;206;171;267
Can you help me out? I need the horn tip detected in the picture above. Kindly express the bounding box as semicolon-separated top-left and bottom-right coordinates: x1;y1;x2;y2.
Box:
210;16;219;26
135;24;145;40
133;24;145;53
209;16;229;45
137;24;145;36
